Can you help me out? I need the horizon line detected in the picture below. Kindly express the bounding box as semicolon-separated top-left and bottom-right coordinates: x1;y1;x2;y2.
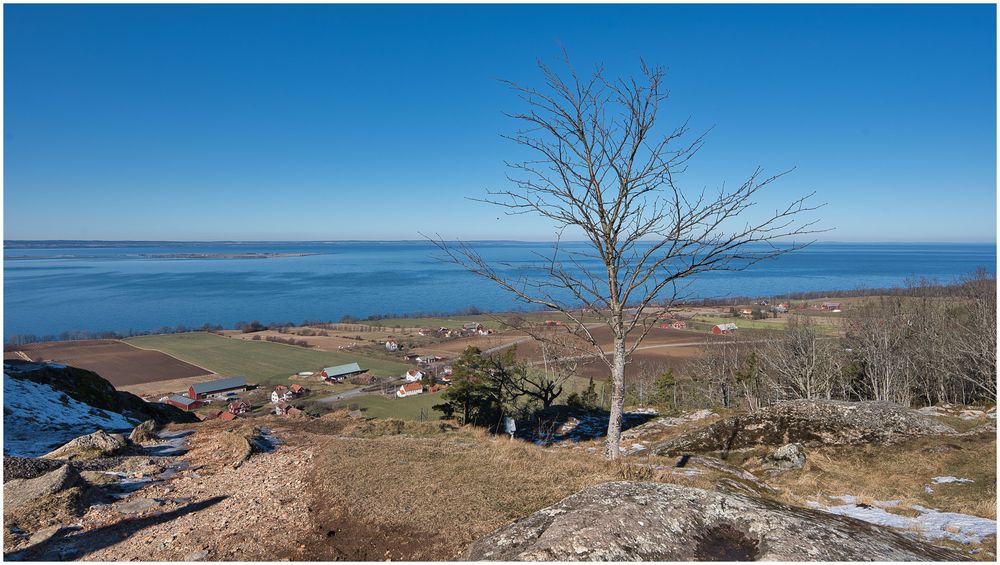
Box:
3;238;998;246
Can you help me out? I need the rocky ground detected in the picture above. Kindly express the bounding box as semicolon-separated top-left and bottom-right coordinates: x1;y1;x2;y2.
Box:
3;400;996;561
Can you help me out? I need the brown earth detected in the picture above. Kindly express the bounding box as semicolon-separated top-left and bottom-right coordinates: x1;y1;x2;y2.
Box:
13;340;210;387
512;325;716;381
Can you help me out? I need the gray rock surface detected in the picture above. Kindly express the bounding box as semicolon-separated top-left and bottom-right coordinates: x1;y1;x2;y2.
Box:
128;419;160;443
653;400;955;455
762;443;807;470
116;497;163;514
42;430;129;461
462;482;963;561
3;465;83;511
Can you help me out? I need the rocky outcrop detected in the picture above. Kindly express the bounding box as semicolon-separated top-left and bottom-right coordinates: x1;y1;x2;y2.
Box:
42;431;129;461
762;443;806;470
4;360;198;426
462;482;963;561
653;400;955;455
3;466;83;512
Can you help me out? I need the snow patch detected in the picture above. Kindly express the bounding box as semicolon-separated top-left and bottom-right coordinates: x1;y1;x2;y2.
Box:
3;372;138;457
932;476;975;485
809;496;995;545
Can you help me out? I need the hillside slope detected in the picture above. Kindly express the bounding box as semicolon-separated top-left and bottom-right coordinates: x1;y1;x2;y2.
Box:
3;360;198;457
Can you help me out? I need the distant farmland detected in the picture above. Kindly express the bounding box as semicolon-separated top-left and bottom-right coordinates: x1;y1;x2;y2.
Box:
12;339;210;387
125;332;409;385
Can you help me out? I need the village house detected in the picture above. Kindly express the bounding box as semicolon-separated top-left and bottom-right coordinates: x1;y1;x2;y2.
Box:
321;362;367;382
774;303;790;314
397;382;423;398
271;385;294;403
273;401;304;417
821;302;843;312
225;400;251;418
164;393;202;411
385;339;399;352
290;383;307;395
188;376;248;400
712;322;739;335
739;308;755;319
404;369;424;383
404;353;421;362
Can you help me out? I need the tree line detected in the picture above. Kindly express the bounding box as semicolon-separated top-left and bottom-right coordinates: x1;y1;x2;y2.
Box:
629;269;996;411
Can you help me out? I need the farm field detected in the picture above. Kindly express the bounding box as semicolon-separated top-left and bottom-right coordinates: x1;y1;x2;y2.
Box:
126;332;409;386
11;339;210;387
326;390;446;420
513;325;715;381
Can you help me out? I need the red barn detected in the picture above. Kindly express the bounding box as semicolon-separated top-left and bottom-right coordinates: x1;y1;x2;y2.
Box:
164;394;202;411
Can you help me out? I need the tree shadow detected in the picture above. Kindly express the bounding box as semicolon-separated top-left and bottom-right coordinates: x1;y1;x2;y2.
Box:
517;406;658;445
5;496;227;561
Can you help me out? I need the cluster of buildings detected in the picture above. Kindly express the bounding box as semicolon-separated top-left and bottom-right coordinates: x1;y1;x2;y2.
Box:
161;376;249;412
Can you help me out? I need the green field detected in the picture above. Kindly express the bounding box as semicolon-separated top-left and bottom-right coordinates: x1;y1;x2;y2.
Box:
126;332;409;385
327;391;446;420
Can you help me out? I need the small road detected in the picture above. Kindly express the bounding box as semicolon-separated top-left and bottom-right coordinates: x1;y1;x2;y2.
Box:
315;386;376;404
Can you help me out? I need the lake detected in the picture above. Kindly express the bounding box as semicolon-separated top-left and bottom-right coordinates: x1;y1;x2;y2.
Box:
3;241;996;338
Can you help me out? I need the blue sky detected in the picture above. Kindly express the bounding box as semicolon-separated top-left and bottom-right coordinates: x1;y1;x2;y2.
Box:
4;4;996;242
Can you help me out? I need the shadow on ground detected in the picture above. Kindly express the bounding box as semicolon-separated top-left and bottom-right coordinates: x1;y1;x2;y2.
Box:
5;496;227;561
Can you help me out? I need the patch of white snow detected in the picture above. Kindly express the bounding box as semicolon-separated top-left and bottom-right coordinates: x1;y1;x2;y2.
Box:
3;373;138;457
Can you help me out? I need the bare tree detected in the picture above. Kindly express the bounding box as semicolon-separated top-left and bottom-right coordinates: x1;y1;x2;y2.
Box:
761;316;841;400
954;268;997;402
511;330;579;409
430;56;822;459
845;296;915;406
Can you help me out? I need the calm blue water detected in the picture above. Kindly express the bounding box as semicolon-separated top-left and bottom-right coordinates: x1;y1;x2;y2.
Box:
3;241;996;338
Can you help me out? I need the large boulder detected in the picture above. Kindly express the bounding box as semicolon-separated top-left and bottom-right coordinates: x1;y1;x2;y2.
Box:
762;443;807;471
3;465;82;512
462;482;963;561
42;430;129;461
653;400;955;455
128;419;161;443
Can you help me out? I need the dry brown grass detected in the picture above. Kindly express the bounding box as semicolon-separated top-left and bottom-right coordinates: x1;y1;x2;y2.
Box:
302;424;619;560
760;431;996;520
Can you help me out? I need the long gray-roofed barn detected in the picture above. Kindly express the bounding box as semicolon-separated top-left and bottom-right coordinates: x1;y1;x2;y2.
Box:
188;376;248;399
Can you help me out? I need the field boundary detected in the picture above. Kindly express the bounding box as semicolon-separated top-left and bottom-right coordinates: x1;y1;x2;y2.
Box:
117;338;218;376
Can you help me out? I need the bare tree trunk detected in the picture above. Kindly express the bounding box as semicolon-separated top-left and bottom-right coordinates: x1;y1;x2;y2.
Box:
604;332;627;459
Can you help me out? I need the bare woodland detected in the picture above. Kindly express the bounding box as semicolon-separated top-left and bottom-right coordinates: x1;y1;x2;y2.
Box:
636;271;997;412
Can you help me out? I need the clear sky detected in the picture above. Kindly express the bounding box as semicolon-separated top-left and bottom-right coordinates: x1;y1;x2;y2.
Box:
3;4;996;242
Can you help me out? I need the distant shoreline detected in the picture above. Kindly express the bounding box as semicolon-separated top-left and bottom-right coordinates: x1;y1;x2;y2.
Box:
5;252;327;260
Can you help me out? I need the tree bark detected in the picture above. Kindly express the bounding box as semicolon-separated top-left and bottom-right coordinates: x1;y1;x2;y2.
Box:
604;332;627;459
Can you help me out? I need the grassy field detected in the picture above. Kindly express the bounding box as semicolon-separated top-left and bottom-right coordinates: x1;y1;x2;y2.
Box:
126;332;409;386
326;391;446;420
